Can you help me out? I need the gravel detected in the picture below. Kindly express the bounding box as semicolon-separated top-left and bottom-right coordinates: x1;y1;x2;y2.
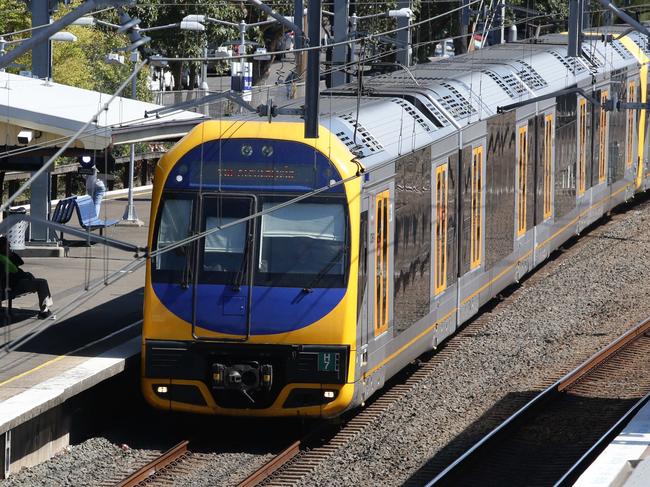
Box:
4;199;650;487
299;200;650;487
1;438;145;487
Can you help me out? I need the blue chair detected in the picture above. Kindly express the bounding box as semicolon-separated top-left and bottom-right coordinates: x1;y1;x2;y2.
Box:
74;195;119;235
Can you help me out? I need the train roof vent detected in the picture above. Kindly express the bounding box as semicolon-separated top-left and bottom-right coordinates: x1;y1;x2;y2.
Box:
611;39;633;59
421;98;451;127
390;98;433;132
437;82;476;118
338;114;384;154
517;61;548;90
631;35;650;55
482;70;528;98
549;50;588;74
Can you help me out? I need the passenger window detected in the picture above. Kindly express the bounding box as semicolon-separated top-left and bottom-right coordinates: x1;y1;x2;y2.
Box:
517;126;528;236
599;91;608;184
578;98;587;196
357;211;368;318
627;81;635;167
470;147;483;269
434;163;448;295
374;191;389;336
544;115;553;220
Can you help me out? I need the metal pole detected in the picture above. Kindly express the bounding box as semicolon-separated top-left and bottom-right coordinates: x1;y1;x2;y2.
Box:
29;1;51;242
568;0;581;57
396;0;411;66
331;0;349;87
201;43;209;90
240;20;246;95
500;1;506;44
304;0;322;139
123;51;143;226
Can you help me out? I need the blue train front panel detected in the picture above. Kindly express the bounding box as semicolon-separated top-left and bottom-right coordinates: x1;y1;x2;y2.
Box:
142;122;360;417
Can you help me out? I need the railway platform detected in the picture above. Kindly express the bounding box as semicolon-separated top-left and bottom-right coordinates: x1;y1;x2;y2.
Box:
0;190;151;478
574;395;650;487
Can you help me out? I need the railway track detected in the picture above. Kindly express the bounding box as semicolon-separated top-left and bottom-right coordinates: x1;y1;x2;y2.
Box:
114;441;196;486
427;316;650;487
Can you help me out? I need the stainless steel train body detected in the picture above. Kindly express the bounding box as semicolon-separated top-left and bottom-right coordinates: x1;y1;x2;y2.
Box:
143;28;650;416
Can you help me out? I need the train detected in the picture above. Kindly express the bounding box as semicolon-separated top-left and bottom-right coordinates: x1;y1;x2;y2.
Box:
141;26;650;417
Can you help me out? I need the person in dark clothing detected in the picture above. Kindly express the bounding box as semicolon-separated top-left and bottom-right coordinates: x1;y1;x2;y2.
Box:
0;236;54;319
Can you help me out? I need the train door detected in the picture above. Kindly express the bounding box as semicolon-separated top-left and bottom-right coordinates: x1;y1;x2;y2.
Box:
432;154;457;340
457;136;487;323
370;188;391;342
533;108;555;267
192;193;256;339
625;76;639;195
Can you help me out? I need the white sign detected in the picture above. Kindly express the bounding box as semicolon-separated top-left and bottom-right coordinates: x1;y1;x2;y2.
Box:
231;62;253;101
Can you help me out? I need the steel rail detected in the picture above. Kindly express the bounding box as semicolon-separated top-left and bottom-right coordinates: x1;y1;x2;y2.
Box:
115;440;189;487
237;440;301;487
426;315;650;486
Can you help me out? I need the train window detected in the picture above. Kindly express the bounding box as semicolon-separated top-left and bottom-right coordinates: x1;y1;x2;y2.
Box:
470;146;483;269
434;163;448;295
200;196;253;284
357;211;368;318
517;126;528;236
627;81;635;167
599;91;608;184
155;198;193;273
375;191;389;336
578;98;587;196
544;115;553;220
257;201;346;287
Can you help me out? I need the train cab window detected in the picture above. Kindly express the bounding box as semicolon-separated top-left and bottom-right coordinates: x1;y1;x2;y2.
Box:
154;198;193;273
543;115;553;220
517;126;528;236
578;98;587;196
257;201;346;288
470;146;483;269
627;81;635;167
599;91;608;184
434;163;448;295
201;197;252;277
374;191;389;336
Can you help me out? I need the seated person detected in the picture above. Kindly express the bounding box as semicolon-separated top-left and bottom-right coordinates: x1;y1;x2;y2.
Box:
0;236;54;319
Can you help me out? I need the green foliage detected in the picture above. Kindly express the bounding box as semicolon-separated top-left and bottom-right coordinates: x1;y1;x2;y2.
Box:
0;0;32;71
52;1;151;101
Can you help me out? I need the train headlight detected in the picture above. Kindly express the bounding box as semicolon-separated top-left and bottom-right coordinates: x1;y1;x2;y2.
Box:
323;390;335;399
156;386;168;394
241;144;253;156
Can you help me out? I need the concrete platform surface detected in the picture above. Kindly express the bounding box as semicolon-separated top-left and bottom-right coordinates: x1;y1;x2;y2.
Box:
574;396;650;487
0;191;151;477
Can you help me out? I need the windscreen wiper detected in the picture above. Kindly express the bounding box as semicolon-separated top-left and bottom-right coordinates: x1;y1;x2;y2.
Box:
232;232;252;292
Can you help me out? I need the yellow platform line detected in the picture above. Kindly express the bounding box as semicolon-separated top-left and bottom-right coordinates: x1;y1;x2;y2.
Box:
0;319;141;389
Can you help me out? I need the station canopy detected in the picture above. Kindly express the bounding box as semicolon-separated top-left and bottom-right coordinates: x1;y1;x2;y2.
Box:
0;71;205;151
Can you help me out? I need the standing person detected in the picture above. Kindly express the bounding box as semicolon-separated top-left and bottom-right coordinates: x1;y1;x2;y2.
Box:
85;166;106;217
0;236;54;319
163;68;174;91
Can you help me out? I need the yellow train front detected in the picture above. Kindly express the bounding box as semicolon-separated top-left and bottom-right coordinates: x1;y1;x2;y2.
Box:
141;121;360;417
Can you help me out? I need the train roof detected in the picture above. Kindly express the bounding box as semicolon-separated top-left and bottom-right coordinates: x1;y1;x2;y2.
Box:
234;28;644;169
